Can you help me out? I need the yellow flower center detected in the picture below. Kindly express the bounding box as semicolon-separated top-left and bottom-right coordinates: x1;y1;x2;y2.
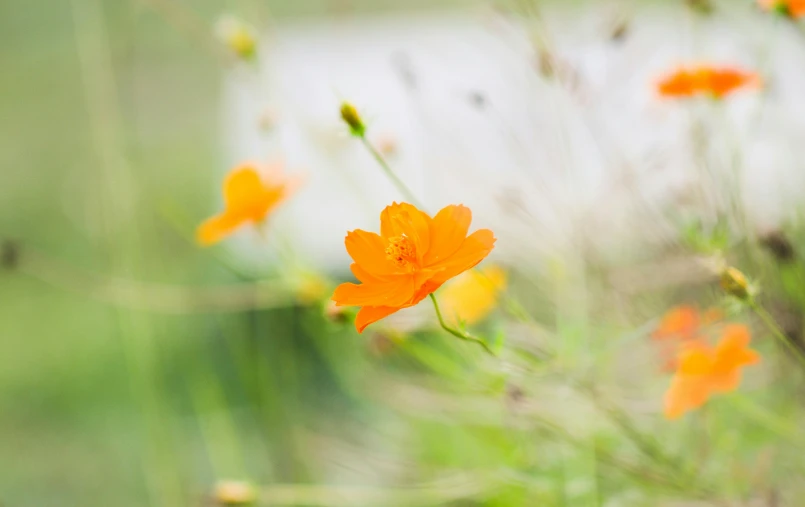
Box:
385;235;417;268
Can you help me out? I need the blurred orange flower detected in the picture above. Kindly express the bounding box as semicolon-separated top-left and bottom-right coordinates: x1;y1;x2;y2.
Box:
657;66;761;99
653;306;722;371
758;0;805;17
664;324;760;419
332;202;496;333
197;162;301;246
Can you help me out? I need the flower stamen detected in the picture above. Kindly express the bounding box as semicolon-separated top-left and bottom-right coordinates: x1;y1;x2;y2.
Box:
385;235;417;268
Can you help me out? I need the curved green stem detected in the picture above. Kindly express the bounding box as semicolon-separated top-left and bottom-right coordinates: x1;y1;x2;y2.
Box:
429;293;495;356
749;299;805;371
359;136;423;208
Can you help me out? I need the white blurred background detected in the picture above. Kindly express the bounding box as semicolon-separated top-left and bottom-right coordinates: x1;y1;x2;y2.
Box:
223;3;805;271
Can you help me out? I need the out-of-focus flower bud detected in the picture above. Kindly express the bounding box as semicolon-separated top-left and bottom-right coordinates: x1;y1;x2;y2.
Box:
257;106;279;132
759;230;796;263
324;300;351;324
366;330;400;357
686;0;714;15
214;480;256;506
537;48;556;79
340;102;366;137
216;16;258;61
720;266;750;301
757;0;805;18
609;19;629;43
374;134;398;157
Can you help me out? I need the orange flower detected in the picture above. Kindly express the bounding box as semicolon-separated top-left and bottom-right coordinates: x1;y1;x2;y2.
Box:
332;202;496;333
758;0;805;17
657;66;761;99
197;162;301;245
653;306;722;371
653;305;700;341
657;69;699;98
664;324;760;419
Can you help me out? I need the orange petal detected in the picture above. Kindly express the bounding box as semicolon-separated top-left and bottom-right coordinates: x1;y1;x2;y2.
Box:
223;166;267;208
702;308;723;326
424;205;473;265
708;69;759;98
355;305;401;333
664;375;711;419
710;370;741;394
345;230;397;276
332;277;415;308
677;344;713;376
411;279;444;304
713;324;760;374
431;229;496;284
653;305;699;341
380;202;432;261
718;324;751;349
792;0;805;17
196;212;245;246
350;263;389;284
658;70;697;97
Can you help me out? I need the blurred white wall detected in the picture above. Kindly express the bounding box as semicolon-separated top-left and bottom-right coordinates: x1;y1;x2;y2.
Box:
222;5;805;272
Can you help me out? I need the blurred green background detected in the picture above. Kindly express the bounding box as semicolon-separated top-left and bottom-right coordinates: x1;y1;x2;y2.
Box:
2;0;492;504
6;0;803;506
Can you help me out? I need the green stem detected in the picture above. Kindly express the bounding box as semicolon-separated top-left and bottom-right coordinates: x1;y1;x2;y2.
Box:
749;299;805;370
429;293;495;356
581;384;689;478
359;136;422;208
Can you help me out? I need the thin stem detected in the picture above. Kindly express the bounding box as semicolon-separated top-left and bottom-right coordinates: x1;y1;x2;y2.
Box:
749;299;805;371
530;416;710;497
16;245;294;314
581;385;690;478
137;0;233;66
158;199;262;280
359;136;422;208
429;293;496;356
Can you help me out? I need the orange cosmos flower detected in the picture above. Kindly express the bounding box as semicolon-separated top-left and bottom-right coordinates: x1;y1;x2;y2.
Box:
653;305;700;341
758;0;805;17
197;162;301;246
657;66;761;99
332;202;496;333
664;324;760;419
653;305;722;371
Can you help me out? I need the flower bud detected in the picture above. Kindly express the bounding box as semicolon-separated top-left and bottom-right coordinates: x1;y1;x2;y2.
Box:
759;230;795;263
216;16;257;61
324;300;351;323
720;267;749;301
214;480;256;506
340;102;365;137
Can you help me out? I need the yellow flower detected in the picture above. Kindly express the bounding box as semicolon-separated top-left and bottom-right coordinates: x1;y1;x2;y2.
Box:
438;265;507;326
